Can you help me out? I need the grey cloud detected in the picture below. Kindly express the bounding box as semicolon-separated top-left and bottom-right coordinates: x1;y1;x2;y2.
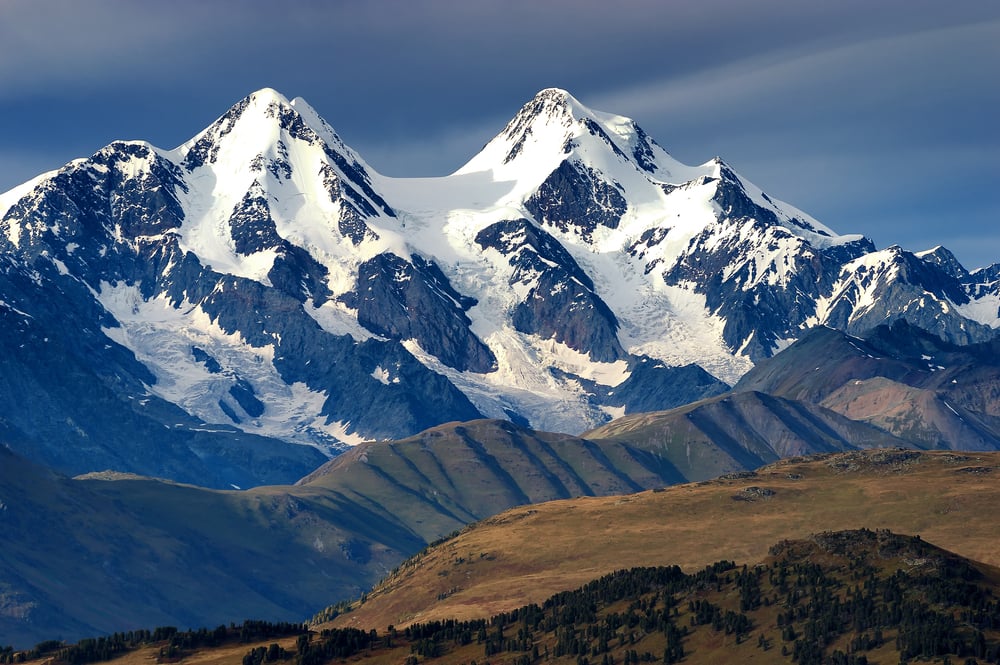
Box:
0;0;997;269
574;21;1000;268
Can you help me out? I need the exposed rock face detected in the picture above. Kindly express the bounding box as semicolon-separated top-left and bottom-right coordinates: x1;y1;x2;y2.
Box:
662;165;878;360
525;160;627;241
229;181;283;255
476;219;625;362
351;252;496;373
821;247;996;346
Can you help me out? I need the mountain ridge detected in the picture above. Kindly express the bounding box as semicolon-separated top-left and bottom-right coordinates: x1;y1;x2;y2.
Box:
0;87;997;485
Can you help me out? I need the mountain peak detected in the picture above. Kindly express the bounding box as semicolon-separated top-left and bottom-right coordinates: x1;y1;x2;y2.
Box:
523;87;586;119
917;245;969;280
456;87;651;182
535;86;573;100
249;86;289;103
491;88;592;163
174;87;376;180
212;87;301;135
177;88;307;172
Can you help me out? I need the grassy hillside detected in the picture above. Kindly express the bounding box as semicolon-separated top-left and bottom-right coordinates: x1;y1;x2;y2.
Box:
298;419;687;541
0;419;688;648
331;449;1000;631
13;529;1000;665
316;529;1000;665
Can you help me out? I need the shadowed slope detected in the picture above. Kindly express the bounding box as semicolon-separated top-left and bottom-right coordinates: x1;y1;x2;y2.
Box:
298;419;687;541
0;419;687;647
735;322;1000;449
0;446;420;648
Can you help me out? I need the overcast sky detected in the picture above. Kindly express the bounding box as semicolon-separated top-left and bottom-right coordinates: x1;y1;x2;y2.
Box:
1;0;997;268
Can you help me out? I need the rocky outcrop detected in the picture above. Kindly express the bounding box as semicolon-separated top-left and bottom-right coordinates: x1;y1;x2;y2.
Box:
350;252;496;373
525;160;627;241
476;219;625;362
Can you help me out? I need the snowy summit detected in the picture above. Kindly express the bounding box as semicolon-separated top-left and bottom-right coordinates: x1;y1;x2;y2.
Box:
0;87;996;486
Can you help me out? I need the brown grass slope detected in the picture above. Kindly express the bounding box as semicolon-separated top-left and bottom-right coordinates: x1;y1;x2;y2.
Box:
332;449;1000;631
18;529;1000;665
314;529;1000;665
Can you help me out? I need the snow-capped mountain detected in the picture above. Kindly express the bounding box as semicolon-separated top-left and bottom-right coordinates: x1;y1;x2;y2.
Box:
0;87;996;486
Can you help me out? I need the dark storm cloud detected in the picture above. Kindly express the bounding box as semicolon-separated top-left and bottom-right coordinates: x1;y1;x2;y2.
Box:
0;0;997;267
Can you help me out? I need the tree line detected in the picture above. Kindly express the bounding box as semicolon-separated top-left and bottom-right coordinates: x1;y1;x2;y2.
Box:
9;530;1000;665
1;620;307;665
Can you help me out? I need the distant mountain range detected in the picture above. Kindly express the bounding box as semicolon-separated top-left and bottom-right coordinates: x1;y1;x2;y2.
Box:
1;87;997;487
588;321;1000;477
